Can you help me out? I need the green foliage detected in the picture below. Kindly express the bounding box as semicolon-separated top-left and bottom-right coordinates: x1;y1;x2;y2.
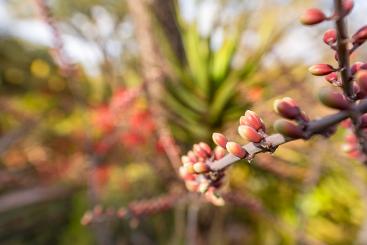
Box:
162;8;286;144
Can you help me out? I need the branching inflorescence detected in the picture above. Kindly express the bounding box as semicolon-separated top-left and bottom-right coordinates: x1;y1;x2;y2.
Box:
179;0;367;205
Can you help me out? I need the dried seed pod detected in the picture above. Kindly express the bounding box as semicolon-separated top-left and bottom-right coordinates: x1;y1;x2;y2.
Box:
212;133;228;149
226;142;247;159
318;87;350;110
323;29;337;45
238;125;263;143
273;119;304;139
309;64;335;76
193;162;209;173
273;97;300;119
356;70;367;94
300;8;326;25
240;110;265;131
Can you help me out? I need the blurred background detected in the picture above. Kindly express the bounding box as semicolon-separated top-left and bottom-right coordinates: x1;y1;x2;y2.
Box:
1;0;367;244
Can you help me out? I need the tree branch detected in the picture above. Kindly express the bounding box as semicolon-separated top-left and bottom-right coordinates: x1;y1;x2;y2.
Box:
333;0;367;159
209;99;367;171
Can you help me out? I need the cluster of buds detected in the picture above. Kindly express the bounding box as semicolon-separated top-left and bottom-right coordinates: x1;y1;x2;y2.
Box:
179;142;226;206
301;0;367;161
273;98;308;139
341;115;367;160
81;192;180;225
213;110;269;160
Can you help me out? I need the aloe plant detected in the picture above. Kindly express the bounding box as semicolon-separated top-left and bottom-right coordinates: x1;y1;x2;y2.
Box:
161;4;287;144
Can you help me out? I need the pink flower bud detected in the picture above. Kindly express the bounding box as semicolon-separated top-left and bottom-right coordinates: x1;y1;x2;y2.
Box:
193;162;209;173
356;70;367;94
179;167;196;180
318;87;350;110
240;110;265;131
213;146;226;160
226;141;247;158
187;151;198;163
183;162;195;174
212;133;228;149
353;83;366;100
309;64;335;76
238;125;263;143
181;156;192;165
353;26;367;44
273;97;300;119
300;8;326;25
273;119;304;139
324;72;339;85
323;29;337;45
199;142;212;156
204;187;225;206
351;62;364;75
361;114;367;128
193;144;207;158
345;133;357;144
343;0;354;15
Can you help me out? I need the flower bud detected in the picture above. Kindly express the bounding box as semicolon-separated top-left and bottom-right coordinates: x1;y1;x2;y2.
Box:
343;0;354;15
214;146;226;160
353;83;366;100
273;119;304;139
193;162;209;173
205;187;225;206
212;133;228;148
353;26;367;44
300;8;326;25
361;114;367;128
199;142;212;156
187;151;198;163
240;110;265;131
351;62;364;75
318;87;350;110
183;162;195;174
323;29;337;45
273;97;300;119
238;125;263;143
324;72;339;85
226;142;247;158
193;144;207;158
309;64;335;76
356;70;367;94
182;155;193;163
179;166;196;180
